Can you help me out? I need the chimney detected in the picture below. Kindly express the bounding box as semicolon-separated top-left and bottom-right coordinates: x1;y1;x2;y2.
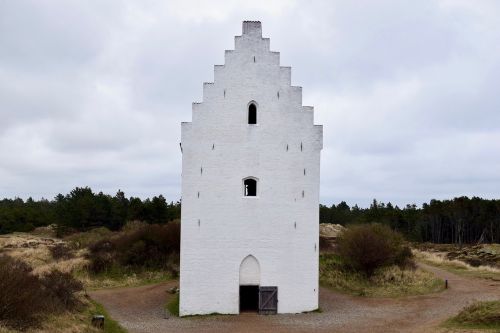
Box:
242;21;262;37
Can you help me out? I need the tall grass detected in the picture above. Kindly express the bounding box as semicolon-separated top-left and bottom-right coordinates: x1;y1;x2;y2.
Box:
415;249;500;280
445;301;500;329
319;254;444;297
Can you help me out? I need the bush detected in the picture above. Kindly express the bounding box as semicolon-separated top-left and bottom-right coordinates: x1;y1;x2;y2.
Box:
87;240;116;274
337;224;413;276
40;269;83;309
86;221;181;275
0;256;83;329
0;256;47;328
49;243;74;260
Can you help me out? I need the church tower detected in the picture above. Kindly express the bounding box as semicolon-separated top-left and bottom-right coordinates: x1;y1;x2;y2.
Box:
180;21;323;315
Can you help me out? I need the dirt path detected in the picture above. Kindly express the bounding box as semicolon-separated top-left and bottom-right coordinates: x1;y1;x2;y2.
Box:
89;264;500;333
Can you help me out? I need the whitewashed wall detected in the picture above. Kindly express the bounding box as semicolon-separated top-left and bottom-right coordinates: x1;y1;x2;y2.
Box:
179;21;323;316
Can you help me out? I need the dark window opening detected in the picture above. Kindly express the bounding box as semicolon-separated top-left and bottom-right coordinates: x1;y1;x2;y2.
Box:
248;103;257;124
240;285;259;312
244;178;257;196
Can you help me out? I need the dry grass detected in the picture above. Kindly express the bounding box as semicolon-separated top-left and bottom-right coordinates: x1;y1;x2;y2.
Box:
0;231;172;290
444;300;500;330
0;239;127;332
77;267;172;290
0;297;127;333
63;227;114;249
0;232;132;332
414;249;500;281
320;254;444;297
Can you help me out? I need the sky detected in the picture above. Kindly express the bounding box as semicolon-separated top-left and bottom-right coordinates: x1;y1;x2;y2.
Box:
1;0;499;207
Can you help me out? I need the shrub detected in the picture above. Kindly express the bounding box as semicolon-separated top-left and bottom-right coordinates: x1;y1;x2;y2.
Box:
87;240;116;274
40;269;83;309
337;224;413;276
86;221;181;275
0;255;46;328
49;243;74;260
64;226;113;249
0;256;84;329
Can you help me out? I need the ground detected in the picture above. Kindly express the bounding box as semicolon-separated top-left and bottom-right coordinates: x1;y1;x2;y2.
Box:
89;263;500;333
2;231;498;332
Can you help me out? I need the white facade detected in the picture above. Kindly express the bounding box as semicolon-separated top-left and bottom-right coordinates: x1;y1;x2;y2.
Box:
179;21;323;316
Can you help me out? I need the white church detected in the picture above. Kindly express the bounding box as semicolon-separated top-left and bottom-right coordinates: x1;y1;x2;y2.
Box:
179;21;323;316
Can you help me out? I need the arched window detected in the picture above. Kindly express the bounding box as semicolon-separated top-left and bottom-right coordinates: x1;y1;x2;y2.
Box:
248;103;257;124
243;178;257;196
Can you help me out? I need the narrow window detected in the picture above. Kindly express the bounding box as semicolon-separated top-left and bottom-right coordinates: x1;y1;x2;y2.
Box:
244;178;257;196
248;103;257;124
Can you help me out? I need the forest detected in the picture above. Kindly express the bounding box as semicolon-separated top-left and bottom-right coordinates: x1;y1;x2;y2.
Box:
320;197;500;244
0;187;499;244
0;187;180;235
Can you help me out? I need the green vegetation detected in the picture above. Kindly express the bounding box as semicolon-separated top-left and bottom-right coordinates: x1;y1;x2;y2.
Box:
64;226;114;249
320;253;444;297
444;301;500;330
166;293;180;317
415;250;500;281
320;197;500;244
0;187;180;234
88;300;128;333
323;224;443;297
0;255;83;330
77;266;173;290
2;187;500;246
337;223;413;276
86;221;180;276
0;219;181;330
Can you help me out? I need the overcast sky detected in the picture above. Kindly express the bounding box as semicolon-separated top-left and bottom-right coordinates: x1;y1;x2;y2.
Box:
1;0;499;207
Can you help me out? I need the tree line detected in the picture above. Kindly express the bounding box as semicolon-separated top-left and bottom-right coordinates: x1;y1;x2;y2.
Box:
1;188;499;244
320;197;500;244
0;187;180;234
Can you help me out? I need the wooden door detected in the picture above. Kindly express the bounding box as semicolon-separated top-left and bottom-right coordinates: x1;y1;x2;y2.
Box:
258;286;278;314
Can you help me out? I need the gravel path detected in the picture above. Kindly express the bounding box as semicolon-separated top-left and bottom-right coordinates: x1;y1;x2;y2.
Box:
89;264;500;333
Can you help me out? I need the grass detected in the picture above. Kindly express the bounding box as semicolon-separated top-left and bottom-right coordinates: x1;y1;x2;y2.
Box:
444;301;500;330
76;265;174;290
319;253;444;297
165;293;180;317
64;227;114;249
414;249;500;281
0;298;127;333
0;231;173;290
88;299;128;333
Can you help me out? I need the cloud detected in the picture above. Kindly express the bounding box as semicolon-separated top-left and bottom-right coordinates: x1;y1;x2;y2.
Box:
0;0;499;207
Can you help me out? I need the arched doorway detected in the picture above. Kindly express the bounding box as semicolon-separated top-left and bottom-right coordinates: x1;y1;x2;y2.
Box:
239;255;260;312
